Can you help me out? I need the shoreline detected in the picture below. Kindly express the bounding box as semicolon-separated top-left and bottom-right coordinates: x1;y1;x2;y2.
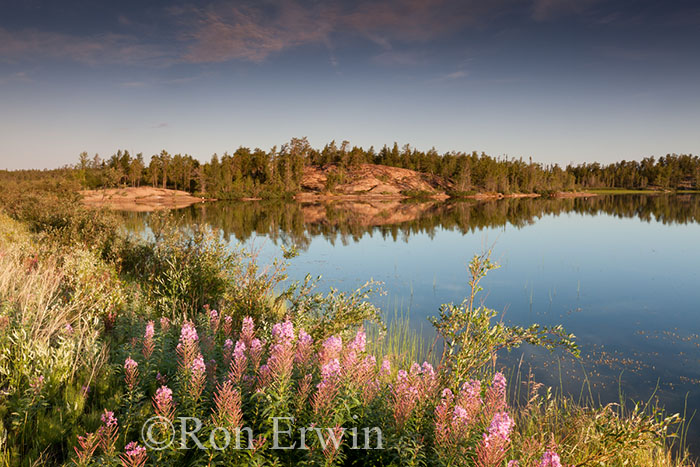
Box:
80;187;607;211
80;187;215;212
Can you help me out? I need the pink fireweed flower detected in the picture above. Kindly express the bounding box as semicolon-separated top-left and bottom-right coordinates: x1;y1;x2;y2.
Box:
379;358;391;379
223;315;233;337
143;321;155;360
97;409;118;454
484;411;514;446
538;449;563;467
29;375;45;394
392;369;420;430
189;354;206;399
320;358;342;382
508;462;520;467
477;411;515;467
294;329;313;366
120;441;148;467
240;316;255;344
434;388;455;448
272;320;295;342
176;321;200;371
420;362;439;395
488;372;507;409
153;385;175;420
267;321;295;381
124;357;139;390
159;317;170;333
64;323;74;334
349;327;366;353
228;340;248;383
212;380;243;430
249;338;264;371
209;309;220;332
319;336;343;365
179;321;199;345
457;379;483;422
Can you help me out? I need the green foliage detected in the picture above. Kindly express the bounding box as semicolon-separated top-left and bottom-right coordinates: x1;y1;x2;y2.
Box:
432;251;579;384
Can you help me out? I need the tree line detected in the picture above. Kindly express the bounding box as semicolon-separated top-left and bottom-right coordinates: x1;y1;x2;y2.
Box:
5;138;699;198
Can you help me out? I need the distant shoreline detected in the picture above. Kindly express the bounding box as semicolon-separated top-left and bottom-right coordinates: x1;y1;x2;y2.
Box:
80;187;214;212
80;186;600;211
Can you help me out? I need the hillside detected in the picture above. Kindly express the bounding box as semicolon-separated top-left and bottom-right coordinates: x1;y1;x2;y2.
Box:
297;163;451;200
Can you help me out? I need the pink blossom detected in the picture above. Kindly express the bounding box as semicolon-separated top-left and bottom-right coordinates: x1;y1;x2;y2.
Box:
271;320;295;343
392;369;420;429
159;317;170;333
153;385;174;419
143;321;155;359
477;411;514;466
483;411;514;447
320;336;342;364
179;321;198;345
30;375;44;394
228;340;248;383
144;321;155;340
209;309;219;330
101;410;117;427
176;321;200;371
295;329;313;366
508;462;520;467
349;327;366;353
121;441;148;467
538;449;563;467
124;357;139;390
223;315;233;336
379;358;391;378
320;358;342;383
97;409;119;455
241;316;255;344
249;338;264;370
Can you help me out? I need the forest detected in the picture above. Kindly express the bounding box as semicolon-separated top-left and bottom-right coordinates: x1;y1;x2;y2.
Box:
2;137;699;198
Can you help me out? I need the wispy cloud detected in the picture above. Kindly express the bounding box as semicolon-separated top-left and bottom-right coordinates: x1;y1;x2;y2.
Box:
444;70;468;80
0;27;173;66
176;1;336;63
175;0;516;64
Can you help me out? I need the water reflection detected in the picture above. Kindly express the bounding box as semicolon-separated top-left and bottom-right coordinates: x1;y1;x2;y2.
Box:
120;194;700;247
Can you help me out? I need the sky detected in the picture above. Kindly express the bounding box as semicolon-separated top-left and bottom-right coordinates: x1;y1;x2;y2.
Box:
1;0;699;170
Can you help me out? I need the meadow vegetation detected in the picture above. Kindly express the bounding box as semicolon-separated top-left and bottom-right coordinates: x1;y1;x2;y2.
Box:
0;181;693;466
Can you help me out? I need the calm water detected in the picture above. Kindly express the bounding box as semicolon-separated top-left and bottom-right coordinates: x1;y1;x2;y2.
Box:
123;194;700;442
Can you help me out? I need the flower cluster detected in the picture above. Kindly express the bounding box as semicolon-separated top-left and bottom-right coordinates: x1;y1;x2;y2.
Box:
75;314;575;467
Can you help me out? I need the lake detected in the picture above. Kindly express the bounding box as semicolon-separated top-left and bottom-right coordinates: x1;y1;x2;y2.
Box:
122;194;700;444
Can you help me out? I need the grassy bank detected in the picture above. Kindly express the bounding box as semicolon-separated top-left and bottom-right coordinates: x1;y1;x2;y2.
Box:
0;185;693;466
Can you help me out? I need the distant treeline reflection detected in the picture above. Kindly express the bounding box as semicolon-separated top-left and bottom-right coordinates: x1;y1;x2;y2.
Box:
120;194;700;249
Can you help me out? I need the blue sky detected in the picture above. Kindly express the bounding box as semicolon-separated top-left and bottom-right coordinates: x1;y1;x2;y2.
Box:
1;0;699;169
